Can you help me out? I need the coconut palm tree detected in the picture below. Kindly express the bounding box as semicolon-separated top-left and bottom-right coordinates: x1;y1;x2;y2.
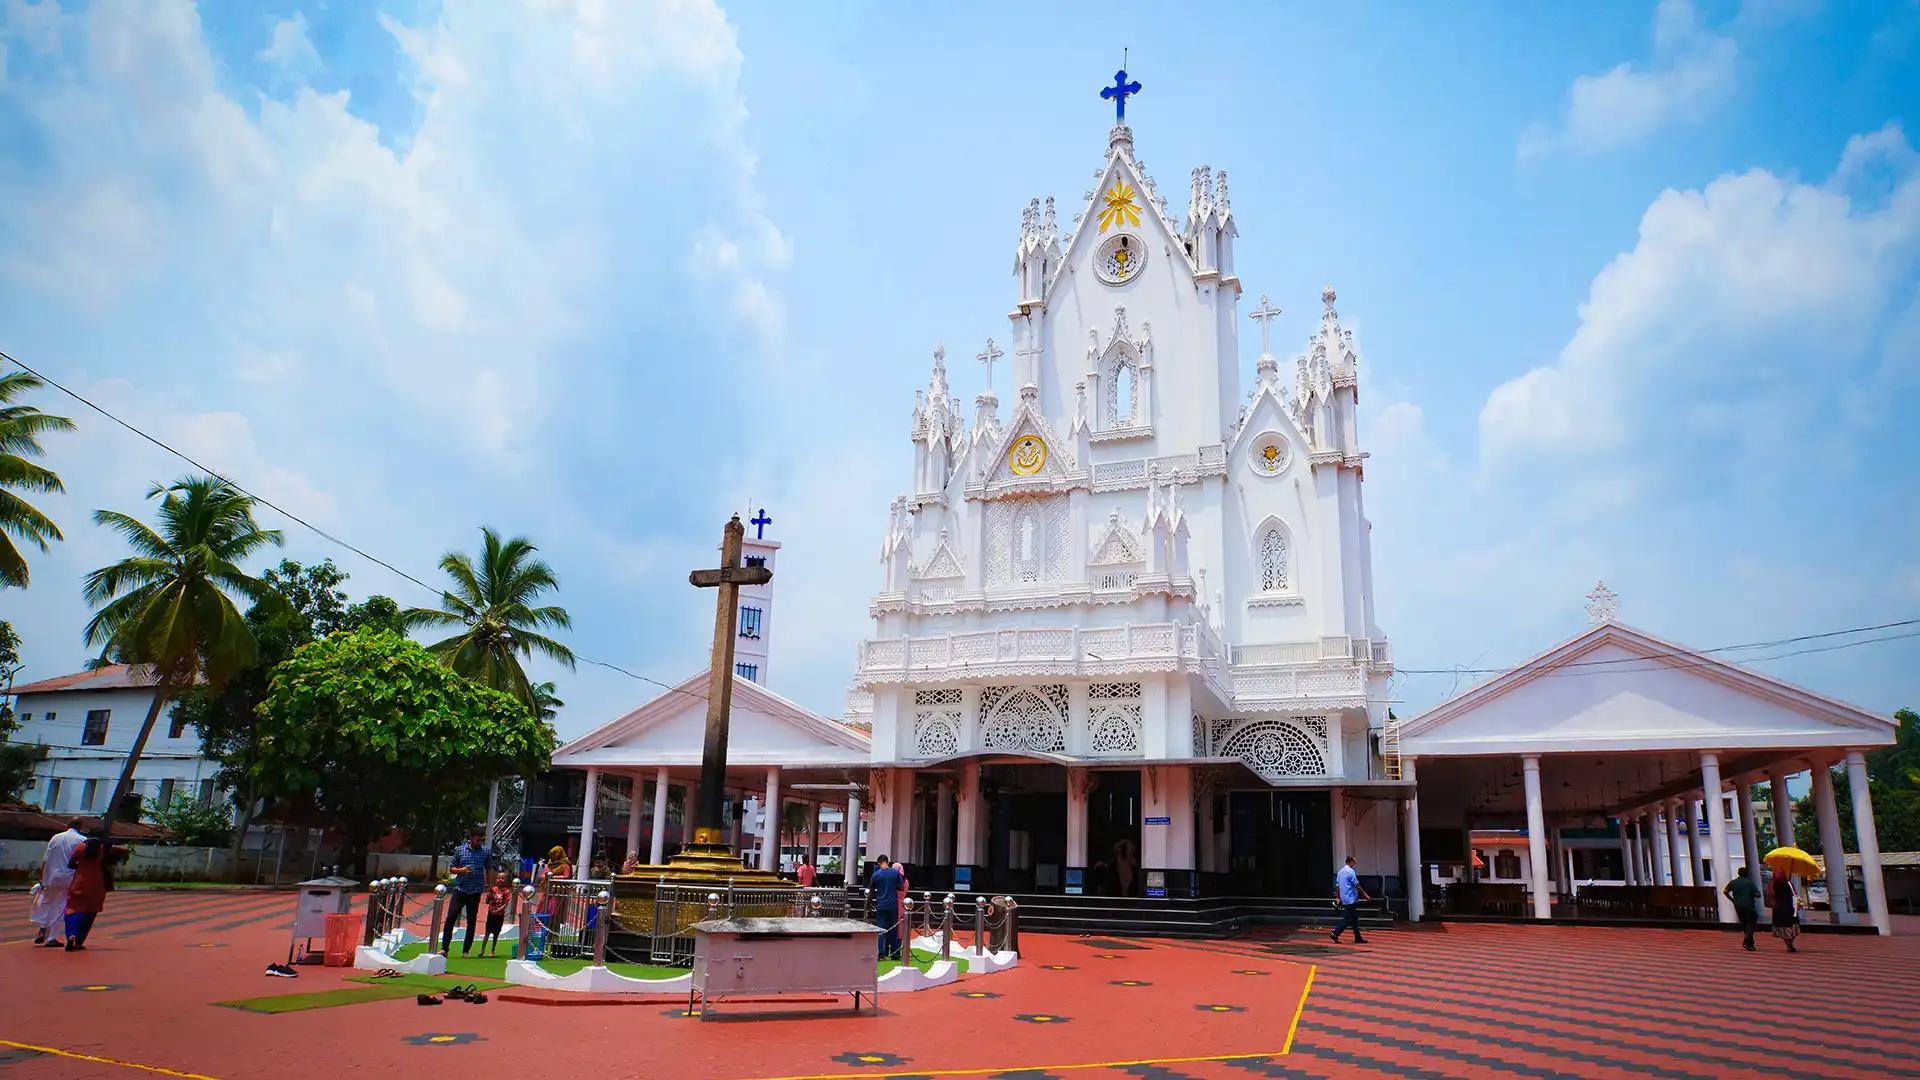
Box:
0;371;77;587
403;527;574;709
531;681;564;722
84;477;284;836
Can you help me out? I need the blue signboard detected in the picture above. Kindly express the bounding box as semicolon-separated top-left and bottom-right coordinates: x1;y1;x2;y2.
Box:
1065;868;1084;896
1144;816;1171;825
953;866;973;892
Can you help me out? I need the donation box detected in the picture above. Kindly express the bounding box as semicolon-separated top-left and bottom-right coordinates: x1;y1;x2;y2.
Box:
690;917;880;1018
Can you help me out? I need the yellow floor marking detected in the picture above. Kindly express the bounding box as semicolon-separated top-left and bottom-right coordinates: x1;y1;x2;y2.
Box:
1282;963;1317;1054
0;1039;219;1079
738;1050;1289;1080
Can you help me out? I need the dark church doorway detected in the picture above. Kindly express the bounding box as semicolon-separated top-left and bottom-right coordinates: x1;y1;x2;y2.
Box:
1227;790;1331;897
1086;769;1142;896
981;765;1066;893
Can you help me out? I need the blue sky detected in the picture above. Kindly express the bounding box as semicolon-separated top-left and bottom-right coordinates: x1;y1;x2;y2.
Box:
2;0;1916;740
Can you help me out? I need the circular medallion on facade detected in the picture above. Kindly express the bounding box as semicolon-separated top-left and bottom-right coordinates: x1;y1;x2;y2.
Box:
1249;431;1290;476
1008;434;1048;476
1094;233;1145;285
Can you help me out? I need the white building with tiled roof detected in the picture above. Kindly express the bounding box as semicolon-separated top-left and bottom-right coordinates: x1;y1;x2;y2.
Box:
5;664;222;817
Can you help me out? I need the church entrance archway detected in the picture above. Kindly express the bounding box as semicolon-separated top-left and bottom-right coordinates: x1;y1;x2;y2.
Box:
982;764;1066;894
1087;770;1142;896
1228;790;1331;897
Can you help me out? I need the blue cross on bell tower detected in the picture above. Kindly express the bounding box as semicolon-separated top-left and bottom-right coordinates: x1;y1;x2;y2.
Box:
749;507;772;539
1101;68;1141;123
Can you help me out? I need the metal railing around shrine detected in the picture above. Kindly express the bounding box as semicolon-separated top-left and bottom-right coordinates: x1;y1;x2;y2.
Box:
518;877;612;960
638;883;859;966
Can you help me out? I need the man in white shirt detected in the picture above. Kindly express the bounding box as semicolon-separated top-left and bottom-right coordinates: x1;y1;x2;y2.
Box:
31;820;86;947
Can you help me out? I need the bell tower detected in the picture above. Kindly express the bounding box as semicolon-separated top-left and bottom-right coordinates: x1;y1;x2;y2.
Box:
732;506;778;685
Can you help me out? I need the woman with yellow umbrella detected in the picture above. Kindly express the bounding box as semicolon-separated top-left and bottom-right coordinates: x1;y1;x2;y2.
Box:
1764;846;1820;952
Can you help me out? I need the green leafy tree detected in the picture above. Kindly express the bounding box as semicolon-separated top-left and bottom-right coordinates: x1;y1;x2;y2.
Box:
254;628;556;874
0;371;77;588
0;619;46;799
403;527;575;708
1792;708;1920;856
169;559;403;872
145;793;233;847
83;476;285;838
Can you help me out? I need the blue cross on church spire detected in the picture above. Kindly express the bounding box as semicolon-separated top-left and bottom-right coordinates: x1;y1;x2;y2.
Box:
1101;67;1141;123
749;507;772;539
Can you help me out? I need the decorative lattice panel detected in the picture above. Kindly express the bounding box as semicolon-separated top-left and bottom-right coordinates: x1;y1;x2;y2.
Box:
913;710;961;758
1088;682;1142;700
1192;714;1208;756
985;497;1071;587
914;688;963;706
1257;525;1289;592
1088;702;1142;755
978;685;1068;753
1219;718;1327;781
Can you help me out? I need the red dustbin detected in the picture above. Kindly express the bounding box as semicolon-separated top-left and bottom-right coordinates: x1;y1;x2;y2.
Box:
323;913;363;966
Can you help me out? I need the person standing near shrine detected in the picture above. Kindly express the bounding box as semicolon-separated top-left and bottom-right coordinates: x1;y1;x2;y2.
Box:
1330;855;1369;945
480;872;512;957
30;819;85;947
796;857;816;887
441;827;490;955
1723;866;1762;951
869;856;903;961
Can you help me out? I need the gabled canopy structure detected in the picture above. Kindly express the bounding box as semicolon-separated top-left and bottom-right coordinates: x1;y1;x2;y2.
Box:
1400;618;1898;933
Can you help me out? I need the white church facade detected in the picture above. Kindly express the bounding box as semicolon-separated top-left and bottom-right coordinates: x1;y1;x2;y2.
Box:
547;77;1900;935
844;106;1400;901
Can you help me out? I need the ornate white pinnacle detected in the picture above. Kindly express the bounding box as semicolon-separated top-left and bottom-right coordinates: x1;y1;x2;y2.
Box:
1248;294;1282;357
976;338;1003;395
1585;581;1621;625
932;343;946;372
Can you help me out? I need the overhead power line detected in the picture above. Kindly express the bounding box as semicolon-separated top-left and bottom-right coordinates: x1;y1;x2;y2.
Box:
6;348;1914;717
0;349;845;734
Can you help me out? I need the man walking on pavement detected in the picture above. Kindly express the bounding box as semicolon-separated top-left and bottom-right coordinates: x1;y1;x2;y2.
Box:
1330;855;1369;945
441;827;491;956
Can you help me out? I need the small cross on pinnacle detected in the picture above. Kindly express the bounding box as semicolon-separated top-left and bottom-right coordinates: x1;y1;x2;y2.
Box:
750;507;772;539
1585;581;1620;625
1248;294;1283;356
976;338;1003;395
1101;68;1142;124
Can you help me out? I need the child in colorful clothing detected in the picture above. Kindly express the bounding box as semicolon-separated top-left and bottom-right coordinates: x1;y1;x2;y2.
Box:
481;872;511;957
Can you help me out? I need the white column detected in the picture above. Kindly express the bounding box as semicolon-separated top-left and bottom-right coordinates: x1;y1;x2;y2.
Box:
484;779;501;850
624;774;644;863
1736;781;1762;889
1844;750;1890;935
1648;811;1667;885
760;767;781;871
845;793;863;867
1066;768;1089;867
578;767;600;870
1403;759;1425;920
1329;788;1351;866
1700;754;1734;922
680;785;695;844
648;767;670;865
954;761;979;866
935;780;955;867
1769;769;1796;848
1521;755;1550;920
1811;765;1851;920
1140;766;1193;873
1664;800;1687;885
1622;818;1638;885
1689;797;1709;888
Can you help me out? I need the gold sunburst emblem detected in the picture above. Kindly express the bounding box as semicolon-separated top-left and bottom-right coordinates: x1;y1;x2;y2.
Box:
1098;180;1141;233
1008;435;1047;476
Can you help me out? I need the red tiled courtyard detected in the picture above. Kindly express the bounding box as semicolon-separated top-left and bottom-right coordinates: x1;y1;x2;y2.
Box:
3;890;1916;1079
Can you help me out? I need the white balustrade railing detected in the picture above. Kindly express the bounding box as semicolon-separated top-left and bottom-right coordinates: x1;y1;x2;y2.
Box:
856;620;1218;680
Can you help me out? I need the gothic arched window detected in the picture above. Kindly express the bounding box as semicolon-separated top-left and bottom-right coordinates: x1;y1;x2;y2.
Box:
1257;523;1289;593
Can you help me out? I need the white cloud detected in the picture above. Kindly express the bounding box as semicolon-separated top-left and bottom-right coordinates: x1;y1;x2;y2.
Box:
256;11;320;85
1521;0;1739;159
1481;124;1920;498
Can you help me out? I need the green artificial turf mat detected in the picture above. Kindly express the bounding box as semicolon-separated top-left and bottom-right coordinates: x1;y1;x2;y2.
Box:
214;985;423;1013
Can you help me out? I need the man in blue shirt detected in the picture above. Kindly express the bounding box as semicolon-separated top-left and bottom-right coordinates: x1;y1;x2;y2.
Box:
442;827;491;955
868;856;903;961
1330;855;1369;945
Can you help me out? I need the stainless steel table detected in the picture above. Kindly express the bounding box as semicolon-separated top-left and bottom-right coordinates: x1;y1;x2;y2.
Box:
689;917;880;1018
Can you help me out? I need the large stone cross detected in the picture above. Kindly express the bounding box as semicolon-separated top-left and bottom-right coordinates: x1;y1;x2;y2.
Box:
1248;294;1283;356
688;514;773;846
